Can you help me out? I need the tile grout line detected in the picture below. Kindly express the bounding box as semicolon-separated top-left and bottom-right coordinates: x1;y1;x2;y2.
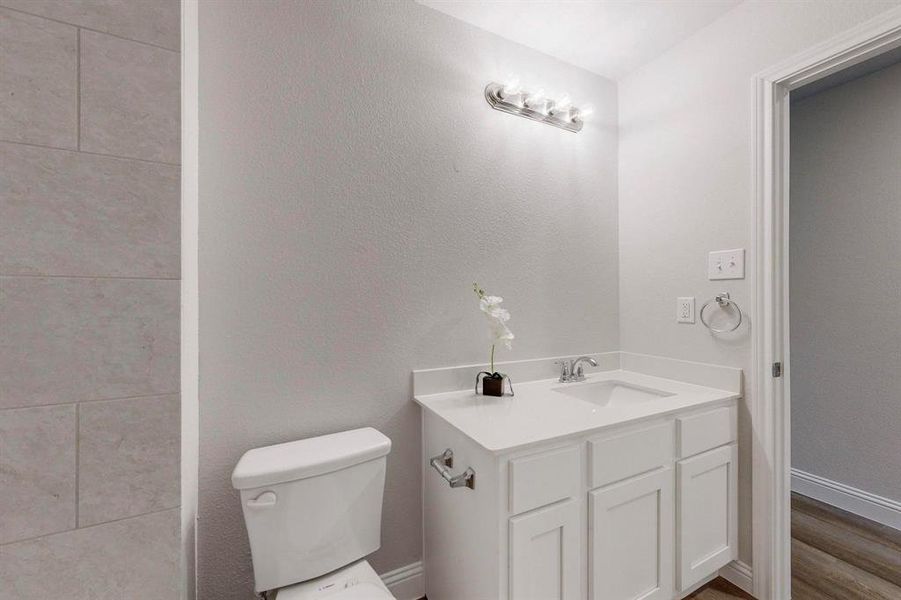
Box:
0;504;182;548
76;27;81;151
0;138;182;167
0;4;181;53
0;274;180;281
1;391;182;412
74;402;80;528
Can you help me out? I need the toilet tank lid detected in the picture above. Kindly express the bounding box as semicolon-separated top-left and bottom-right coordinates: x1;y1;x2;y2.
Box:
231;427;391;490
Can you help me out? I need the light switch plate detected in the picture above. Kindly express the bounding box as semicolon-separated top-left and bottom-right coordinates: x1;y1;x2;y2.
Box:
677;297;695;323
708;248;745;280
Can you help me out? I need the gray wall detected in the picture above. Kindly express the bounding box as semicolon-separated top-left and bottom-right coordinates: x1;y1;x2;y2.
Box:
617;0;900;565
0;2;181;597
197;1;618;597
790;61;901;501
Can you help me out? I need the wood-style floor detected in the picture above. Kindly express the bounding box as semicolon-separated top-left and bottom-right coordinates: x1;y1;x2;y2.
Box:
791;492;901;599
687;492;901;600
685;577;756;599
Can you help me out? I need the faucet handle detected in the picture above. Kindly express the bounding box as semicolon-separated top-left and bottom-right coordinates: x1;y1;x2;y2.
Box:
554;360;571;382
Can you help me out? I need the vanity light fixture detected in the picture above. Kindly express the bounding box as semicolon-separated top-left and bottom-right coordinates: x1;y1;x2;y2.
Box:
484;80;589;133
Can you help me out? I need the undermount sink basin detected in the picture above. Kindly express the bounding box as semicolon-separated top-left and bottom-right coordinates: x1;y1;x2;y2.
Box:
553;380;674;407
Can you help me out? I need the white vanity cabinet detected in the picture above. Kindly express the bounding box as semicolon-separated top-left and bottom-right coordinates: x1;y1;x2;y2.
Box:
675;407;739;591
422;399;738;600
509;499;582;600
590;467;674;600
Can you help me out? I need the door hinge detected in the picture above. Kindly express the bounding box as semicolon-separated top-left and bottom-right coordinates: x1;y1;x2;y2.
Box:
772;362;783;377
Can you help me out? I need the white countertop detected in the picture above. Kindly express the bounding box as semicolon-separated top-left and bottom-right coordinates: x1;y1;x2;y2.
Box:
414;369;739;453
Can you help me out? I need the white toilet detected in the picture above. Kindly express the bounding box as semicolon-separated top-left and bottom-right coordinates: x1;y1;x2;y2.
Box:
231;427;395;599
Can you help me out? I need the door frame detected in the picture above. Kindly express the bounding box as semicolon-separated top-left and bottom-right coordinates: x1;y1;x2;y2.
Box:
750;8;901;599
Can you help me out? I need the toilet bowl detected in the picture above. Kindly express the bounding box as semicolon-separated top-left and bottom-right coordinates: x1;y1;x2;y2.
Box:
232;428;395;599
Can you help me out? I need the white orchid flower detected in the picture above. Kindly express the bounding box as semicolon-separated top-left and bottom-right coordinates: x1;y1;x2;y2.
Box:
473;283;514;373
480;295;511;322
491;320;515;350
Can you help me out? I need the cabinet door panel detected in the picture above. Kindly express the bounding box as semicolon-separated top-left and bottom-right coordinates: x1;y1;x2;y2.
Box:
509;499;581;600
590;468;673;600
676;444;738;591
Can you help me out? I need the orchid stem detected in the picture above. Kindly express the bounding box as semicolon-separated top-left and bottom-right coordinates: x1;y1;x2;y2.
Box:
490;344;495;374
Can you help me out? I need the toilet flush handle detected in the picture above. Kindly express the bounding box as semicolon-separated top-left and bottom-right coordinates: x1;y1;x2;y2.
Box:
246;491;278;509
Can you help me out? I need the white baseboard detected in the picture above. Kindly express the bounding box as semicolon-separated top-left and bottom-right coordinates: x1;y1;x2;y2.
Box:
380;561;423;600
382;559;751;600
719;560;753;596
791;468;901;531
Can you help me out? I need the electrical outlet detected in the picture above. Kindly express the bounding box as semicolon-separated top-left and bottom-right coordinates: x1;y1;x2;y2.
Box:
677;297;695;324
708;248;745;280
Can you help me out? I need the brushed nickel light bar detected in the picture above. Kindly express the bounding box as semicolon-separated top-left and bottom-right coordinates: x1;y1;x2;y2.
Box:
484;80;591;133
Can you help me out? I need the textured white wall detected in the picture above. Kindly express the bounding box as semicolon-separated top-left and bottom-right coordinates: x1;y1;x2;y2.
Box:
197;1;618;598
790;61;901;501
618;0;901;564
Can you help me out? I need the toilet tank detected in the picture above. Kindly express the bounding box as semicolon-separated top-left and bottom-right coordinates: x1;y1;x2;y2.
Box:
231;428;391;593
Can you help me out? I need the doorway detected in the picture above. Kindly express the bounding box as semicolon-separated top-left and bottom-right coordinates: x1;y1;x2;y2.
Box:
788;50;901;598
750;8;901;599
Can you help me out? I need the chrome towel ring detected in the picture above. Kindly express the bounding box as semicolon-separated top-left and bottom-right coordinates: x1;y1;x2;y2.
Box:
700;292;743;333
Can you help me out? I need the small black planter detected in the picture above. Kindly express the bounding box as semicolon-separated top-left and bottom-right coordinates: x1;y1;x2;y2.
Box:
482;373;504;396
476;371;512;397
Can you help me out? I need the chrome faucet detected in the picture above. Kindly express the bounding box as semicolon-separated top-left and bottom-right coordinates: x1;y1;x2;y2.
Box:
556;356;598;383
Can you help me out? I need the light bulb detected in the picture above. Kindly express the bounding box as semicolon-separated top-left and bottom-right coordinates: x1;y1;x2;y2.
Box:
551;107;571;121
502;76;521;96
526;88;545;103
497;76;525;108
525;89;550;115
549;94;572;120
574;104;594;121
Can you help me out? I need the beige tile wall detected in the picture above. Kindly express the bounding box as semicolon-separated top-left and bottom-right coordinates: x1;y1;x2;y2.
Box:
0;1;180;597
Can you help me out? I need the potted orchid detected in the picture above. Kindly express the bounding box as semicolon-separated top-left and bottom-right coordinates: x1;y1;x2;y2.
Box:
473;283;514;396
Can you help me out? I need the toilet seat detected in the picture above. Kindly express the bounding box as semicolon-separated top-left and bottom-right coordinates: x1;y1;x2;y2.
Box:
277;582;392;600
273;560;395;600
302;582;393;600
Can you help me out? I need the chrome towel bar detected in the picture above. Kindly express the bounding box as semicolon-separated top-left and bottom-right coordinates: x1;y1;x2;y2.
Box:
430;448;475;490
